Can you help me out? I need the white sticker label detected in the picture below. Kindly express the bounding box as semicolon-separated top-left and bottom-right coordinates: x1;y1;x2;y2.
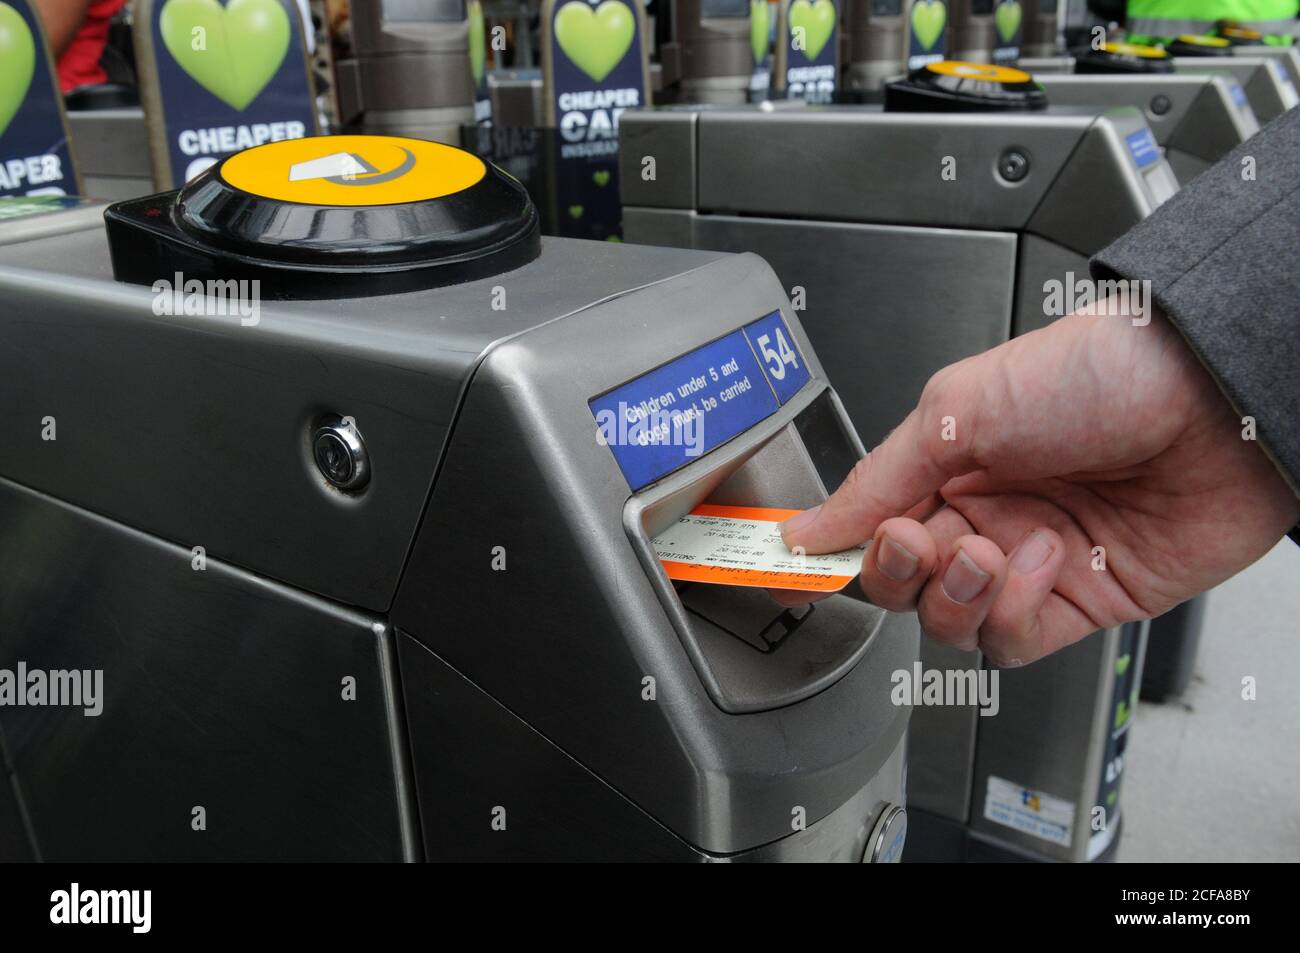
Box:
983;776;1075;848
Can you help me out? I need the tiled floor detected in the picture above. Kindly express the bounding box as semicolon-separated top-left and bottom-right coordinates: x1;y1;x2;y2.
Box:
1118;538;1300;862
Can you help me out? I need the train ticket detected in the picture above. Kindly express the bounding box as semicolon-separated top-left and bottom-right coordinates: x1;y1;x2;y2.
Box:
652;504;866;592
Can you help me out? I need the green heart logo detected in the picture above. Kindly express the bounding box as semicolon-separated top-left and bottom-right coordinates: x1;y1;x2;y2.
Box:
789;0;835;62
468;0;486;86
995;0;1021;45
592;169;610;186
751;0;769;64
1115;653;1131;676
568;204;584;218
0;2;37;138
160;0;291;112
910;0;946;52
554;1;635;84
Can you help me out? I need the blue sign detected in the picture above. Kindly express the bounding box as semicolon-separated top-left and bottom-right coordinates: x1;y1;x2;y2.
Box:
744;310;810;404
542;0;649;146
590;312;810;489
0;0;79;197
781;0;838;103
990;0;1022;65
906;0;948;70
142;0;318;188
1125;128;1160;169
1272;61;1297;99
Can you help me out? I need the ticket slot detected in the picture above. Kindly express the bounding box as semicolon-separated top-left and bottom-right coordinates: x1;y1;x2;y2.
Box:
632;396;880;714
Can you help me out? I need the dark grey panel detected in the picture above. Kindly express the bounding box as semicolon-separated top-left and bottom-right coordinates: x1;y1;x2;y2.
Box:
690;108;1095;229
66;110;151;180
401;632;906;861
686;215;1017;449
1035;75;1207;146
399;633;698;861
1014;233;1090;337
906;641;981;823
968;629;1116;862
1167;79;1256;163
618;109;699;210
1174;58;1293;123
1166;149;1213;186
0;477;410;861
0;727;37;861
1024;117;1155;256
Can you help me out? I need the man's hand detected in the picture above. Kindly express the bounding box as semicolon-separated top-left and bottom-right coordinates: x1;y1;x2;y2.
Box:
779;303;1299;666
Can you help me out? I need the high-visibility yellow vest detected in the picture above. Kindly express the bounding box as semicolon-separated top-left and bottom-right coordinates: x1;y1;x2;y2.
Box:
1126;0;1298;45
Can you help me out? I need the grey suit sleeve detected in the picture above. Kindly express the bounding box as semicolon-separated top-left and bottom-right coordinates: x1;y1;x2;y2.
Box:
1090;108;1300;511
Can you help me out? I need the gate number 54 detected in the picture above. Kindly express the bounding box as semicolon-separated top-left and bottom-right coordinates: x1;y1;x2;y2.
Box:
757;329;800;381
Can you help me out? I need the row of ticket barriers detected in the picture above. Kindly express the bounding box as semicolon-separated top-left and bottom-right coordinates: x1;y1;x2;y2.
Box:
0;0;1294;861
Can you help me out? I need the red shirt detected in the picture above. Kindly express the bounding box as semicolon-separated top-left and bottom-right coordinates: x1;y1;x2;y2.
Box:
56;0;126;92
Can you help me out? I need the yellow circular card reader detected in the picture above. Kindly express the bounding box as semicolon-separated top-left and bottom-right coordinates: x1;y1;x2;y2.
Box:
1075;41;1175;74
1166;34;1235;57
885;60;1048;112
103;135;539;298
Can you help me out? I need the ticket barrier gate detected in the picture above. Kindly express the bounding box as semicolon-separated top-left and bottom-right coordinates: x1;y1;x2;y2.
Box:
1020;0;1058;58
620;64;1172;859
842;0;909;100
1024;41;1300;88
65;106;151;202
657;0;757;104
1169;57;1299;124
1023;49;1259;183
1022;42;1295;124
0;134;917;861
950;0;998;62
335;0;477;141
1227;44;1300;89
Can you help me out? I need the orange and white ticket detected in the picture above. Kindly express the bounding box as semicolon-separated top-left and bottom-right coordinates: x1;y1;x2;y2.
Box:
653;504;866;592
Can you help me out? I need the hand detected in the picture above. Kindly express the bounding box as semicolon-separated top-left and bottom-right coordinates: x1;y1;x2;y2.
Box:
778;302;1299;666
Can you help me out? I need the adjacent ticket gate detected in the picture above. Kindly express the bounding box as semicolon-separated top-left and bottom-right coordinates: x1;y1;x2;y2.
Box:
657;0;757;104
1020;0;1058;58
843;0;909;99
335;0;477;141
1022;45;1259;183
620;64;1172;860
1170;56;1299;123
0;134;918;862
64;108;151;201
1024;44;1296;125
950;0;997;62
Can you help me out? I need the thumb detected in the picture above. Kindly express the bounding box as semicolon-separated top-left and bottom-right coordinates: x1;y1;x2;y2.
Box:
780;372;980;553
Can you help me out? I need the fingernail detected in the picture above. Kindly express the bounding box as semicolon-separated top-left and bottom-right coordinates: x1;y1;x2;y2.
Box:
781;504;821;536
877;536;919;582
942;549;991;604
1010;530;1054;575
